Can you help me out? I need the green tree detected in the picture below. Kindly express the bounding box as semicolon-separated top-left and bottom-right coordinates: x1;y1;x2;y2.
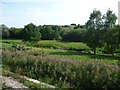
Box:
22;23;41;43
103;9;117;28
9;27;23;39
104;26;119;56
102;9;118;56
85;10;103;55
52;26;62;40
39;25;54;40
0;24;10;39
53;29;62;40
38;25;62;40
117;25;120;45
62;29;85;42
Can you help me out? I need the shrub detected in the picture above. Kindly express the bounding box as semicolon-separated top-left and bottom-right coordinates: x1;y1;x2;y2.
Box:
2;49;120;89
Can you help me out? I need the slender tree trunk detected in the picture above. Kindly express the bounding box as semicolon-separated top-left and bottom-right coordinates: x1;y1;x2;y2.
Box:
93;48;96;55
111;46;114;57
111;50;114;57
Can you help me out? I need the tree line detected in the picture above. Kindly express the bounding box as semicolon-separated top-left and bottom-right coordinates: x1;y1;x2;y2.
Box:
1;9;120;55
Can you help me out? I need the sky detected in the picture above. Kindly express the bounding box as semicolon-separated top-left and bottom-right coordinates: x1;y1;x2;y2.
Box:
0;0;120;28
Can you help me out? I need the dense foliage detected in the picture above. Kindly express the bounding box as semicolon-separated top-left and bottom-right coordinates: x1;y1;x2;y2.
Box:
62;29;85;42
2;49;120;89
0;24;9;39
22;23;41;43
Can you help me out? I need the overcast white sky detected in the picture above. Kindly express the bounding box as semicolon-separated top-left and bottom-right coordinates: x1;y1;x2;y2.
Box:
0;0;120;27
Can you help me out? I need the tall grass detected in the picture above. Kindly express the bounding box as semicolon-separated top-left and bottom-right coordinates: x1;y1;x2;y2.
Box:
2;49;120;89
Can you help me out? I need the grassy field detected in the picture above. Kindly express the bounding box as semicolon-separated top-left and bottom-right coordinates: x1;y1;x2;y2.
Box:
34;40;89;50
31;48;119;63
1;39;119;63
0;39;89;50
